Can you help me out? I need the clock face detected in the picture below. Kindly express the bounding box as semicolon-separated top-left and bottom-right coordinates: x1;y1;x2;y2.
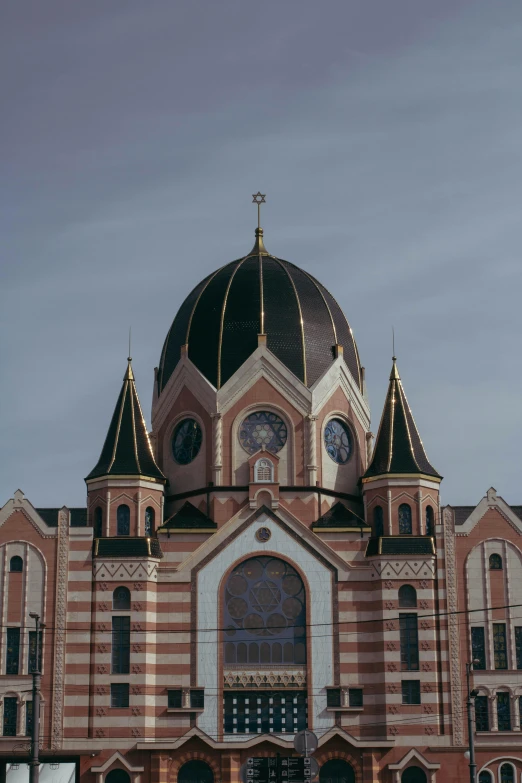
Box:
239;411;287;455
172;418;203;465
324;418;352;464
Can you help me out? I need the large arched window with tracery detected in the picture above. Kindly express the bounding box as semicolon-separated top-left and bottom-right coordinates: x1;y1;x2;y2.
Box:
223;557;306;666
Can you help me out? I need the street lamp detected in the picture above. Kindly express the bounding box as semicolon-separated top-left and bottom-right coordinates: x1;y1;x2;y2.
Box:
28;613;44;783
466;659;480;783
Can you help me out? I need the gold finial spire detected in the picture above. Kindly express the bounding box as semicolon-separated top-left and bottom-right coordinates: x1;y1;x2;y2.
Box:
251;192;268;255
389;356;400;381
125;327;134;380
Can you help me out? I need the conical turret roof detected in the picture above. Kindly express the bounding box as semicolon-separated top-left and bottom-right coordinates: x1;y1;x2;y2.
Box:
86;359;165;483
364;358;441;480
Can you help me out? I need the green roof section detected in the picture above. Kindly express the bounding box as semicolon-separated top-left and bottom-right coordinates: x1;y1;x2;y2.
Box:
363;358;441;481
86;359;165;483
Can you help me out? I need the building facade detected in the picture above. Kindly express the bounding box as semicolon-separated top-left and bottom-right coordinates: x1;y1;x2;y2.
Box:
0;223;521;783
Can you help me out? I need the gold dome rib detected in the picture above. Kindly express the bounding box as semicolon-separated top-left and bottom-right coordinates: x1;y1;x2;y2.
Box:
185;265;225;345
300;268;338;344
397;382;421;471
216;253;251;389
106;380;128;474
272;256;307;387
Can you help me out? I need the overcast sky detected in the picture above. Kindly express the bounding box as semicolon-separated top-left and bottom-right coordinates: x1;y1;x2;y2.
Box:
1;0;521;508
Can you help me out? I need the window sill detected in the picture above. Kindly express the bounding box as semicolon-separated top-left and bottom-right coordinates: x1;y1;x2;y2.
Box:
326;706;363;712
167;707;204;714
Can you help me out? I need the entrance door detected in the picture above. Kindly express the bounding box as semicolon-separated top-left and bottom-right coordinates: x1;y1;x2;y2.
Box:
402;768;427;783
319;759;355;783
178;761;214;783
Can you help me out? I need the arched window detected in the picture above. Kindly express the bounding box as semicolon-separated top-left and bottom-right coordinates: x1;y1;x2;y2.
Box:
113;586;131;611
105;771;131;783
144;506;155;537
500;764;515;783
401;768;427;783
319;759;355;783
373;505;384;537
489;553;502;570
399;503;412;535
178;760;214;783
425;505;434;536
9;556;23;573
399;585;417;608
254;458;274;483
478;772;493;783
94;506;103;538
117;504;130;536
223;557;306;665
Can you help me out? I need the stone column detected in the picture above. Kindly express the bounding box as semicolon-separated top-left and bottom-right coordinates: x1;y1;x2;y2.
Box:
307;415;318;485
387;489;393;535
490;694;498;731
212;413;223;485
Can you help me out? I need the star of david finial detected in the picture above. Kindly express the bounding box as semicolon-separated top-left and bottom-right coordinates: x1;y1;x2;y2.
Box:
252;192;266;229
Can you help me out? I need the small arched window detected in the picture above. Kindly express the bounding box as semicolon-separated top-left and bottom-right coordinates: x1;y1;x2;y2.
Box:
399;585;417;608
144;506;155;537
373;505;384;537
113;586;131;611
117;504;130;536
425;505;434;536
478;772;493;783
94;506;103;538
399;503;412;535
500;764;514;783
9;556;23;573
489;554;502;570
254;458;274;483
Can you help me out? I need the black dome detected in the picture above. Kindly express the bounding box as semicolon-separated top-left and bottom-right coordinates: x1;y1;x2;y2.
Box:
158;230;362;393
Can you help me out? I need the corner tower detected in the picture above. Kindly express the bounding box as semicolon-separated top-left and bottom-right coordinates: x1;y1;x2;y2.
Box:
86;358;166;539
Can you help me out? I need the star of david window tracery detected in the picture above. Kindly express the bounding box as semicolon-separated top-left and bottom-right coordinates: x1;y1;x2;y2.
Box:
223;557;306;665
239;411;287;455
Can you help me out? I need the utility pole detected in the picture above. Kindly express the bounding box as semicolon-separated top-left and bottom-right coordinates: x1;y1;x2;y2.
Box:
466;661;479;783
28;613;42;783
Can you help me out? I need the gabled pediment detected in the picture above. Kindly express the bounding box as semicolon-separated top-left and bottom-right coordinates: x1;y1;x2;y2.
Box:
90;750;144;773
388;747;440;771
0;490;59;538
452;487;522;535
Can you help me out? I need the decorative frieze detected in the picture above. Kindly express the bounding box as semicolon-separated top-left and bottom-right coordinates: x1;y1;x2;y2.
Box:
224;669;306;689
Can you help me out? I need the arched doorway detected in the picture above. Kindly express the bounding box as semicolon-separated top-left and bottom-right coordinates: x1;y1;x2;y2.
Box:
402;768;427;783
106;770;131;783
178;760;214;783
319;759;355;783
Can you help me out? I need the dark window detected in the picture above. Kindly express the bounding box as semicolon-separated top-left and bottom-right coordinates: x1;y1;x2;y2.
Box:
400;614;419;671
9;556;23;572
190;689;204;709
516;627;522;669
106;771;132;783
25;700;33;736
3;697;17;736
6;628;20;675
112;616;130;674
349;688;363;708
94;506;103;538
489;553;502;570
172;418;203;465
324;418;353;465
319;759;355;783
479;773;493;783
168;689;182;708
178;761;214;783
401;680;421;705
110;683;129;708
28;631;43;673
425;505;434;536
500;764;514;783
497;692;511;731
493;623;508;669
326;689;341;708
117;504;130;536
374;506;384;537
471;627;486;670
475;695;489;731
399;585;417;608
402;769;427;783
113;586;131;611
144;506;155;537
399;504;412;535
223;557;306;666
223;690;307;734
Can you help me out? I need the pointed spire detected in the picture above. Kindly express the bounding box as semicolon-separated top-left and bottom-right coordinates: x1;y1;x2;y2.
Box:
364;358;441;480
86;359;165;483
250;226;269;255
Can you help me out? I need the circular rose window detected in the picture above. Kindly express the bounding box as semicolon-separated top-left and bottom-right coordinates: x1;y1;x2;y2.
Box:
239;411;287;454
324;418;352;464
172;418;203;465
